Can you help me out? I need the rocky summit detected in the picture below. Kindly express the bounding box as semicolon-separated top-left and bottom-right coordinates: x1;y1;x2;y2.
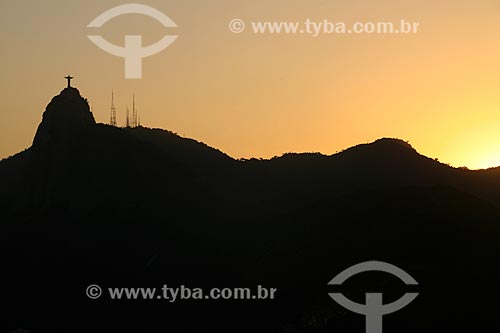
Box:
32;87;95;151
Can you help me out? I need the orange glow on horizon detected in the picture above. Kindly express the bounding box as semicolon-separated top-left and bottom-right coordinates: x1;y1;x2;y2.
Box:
1;0;500;170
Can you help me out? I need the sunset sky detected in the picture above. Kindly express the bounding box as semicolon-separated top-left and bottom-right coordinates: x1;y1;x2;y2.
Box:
1;0;500;169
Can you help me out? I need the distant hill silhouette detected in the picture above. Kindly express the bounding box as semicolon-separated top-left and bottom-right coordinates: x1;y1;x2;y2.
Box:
1;87;499;332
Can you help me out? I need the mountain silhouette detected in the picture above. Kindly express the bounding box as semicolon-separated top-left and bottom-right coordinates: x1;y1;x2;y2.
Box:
1;87;499;332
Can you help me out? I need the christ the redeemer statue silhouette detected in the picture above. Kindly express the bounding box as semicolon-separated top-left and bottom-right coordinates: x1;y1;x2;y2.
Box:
65;75;74;88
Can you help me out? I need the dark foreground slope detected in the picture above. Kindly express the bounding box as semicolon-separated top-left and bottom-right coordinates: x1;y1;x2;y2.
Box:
0;88;499;332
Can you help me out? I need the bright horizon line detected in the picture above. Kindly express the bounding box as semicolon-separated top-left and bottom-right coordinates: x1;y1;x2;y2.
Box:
3;81;500;172
5;110;499;171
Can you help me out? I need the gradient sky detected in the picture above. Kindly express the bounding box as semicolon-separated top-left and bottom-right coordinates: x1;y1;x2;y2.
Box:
1;0;500;169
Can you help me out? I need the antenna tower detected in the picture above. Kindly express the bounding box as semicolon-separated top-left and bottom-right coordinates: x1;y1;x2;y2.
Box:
110;90;117;127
